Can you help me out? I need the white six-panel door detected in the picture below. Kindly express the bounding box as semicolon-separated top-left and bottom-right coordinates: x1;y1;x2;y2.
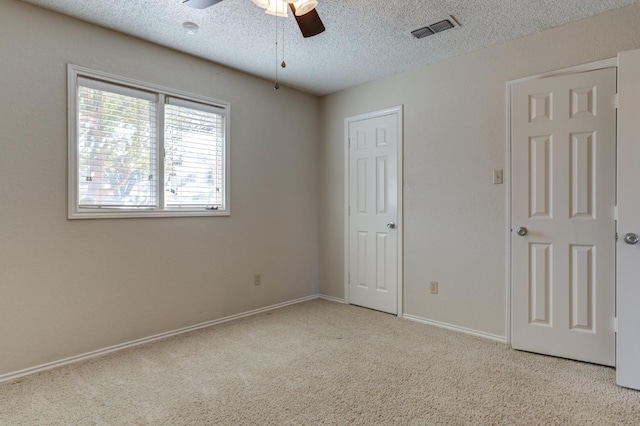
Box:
347;109;400;315
617;49;640;390
511;68;617;366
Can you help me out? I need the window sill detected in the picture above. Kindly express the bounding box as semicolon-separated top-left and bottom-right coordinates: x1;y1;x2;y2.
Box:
68;209;230;220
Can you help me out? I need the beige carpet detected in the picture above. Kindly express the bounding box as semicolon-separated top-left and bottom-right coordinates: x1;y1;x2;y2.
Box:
1;299;639;425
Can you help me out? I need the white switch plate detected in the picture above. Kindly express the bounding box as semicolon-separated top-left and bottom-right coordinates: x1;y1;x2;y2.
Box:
493;169;504;184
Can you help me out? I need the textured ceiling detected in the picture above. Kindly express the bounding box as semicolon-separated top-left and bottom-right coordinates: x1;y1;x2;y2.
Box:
19;0;640;95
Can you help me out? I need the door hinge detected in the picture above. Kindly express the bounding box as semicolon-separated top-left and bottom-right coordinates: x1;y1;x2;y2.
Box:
614;205;618;220
615;93;619;109
615;232;619;242
348;205;351;216
614;317;618;333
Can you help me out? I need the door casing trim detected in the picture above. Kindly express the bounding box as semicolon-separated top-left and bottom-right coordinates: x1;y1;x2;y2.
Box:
506;57;617;346
344;106;404;317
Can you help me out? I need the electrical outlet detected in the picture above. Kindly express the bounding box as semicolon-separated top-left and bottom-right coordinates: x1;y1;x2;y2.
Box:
493;169;504;184
254;274;261;286
430;281;438;294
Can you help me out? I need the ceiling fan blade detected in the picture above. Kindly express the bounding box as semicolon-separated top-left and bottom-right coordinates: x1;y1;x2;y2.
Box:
182;0;225;9
289;5;326;38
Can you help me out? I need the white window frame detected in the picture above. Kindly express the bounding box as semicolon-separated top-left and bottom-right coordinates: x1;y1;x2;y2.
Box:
67;64;231;219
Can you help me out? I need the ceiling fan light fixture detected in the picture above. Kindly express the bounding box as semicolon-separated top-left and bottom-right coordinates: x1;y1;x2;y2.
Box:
292;0;318;16
265;0;289;17
251;0;269;8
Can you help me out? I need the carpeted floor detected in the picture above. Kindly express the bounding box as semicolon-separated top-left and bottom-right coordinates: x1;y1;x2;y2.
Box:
1;299;639;425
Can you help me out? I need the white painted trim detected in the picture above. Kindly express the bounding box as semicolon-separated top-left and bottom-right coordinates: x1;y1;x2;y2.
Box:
344;106;404;317
318;294;347;304
403;314;507;344
505;80;513;346
343;117;350;305
0;294;317;384
68;64;79;220
397;106;404;318
509;58;617;85
506;57;617;348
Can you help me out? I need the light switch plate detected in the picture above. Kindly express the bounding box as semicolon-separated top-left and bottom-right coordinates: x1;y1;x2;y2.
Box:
493;169;504;184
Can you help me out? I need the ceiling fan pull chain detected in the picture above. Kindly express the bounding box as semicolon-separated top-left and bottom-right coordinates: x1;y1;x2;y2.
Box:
274;0;279;90
281;20;287;69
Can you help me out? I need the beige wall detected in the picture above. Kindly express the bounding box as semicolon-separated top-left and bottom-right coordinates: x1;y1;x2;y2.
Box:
319;3;640;338
0;0;319;376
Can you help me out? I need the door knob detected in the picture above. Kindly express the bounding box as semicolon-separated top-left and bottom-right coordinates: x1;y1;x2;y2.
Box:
387;222;396;229
624;233;639;245
516;227;528;236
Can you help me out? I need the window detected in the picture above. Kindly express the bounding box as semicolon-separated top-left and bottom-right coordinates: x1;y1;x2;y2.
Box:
68;65;229;218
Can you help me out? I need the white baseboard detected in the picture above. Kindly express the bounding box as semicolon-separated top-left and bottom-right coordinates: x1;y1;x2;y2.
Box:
0;294;319;384
318;294;347;304
403;314;507;344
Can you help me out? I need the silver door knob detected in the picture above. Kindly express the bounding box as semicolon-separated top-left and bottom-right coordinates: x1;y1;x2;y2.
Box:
387;222;396;229
516;227;528;236
624;233;639;245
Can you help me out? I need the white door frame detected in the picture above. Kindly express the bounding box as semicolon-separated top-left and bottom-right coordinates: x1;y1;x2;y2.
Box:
506;58;617;345
344;106;404;317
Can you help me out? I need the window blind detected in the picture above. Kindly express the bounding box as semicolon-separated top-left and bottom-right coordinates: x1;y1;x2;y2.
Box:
164;98;225;209
77;82;157;208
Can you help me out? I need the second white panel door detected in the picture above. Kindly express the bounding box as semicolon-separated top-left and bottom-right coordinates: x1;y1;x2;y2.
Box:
511;68;616;366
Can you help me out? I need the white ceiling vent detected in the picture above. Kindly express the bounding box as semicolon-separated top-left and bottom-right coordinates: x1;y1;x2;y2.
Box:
412;16;459;39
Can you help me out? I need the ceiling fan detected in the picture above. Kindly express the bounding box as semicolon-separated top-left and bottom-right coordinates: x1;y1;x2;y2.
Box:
183;0;326;38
